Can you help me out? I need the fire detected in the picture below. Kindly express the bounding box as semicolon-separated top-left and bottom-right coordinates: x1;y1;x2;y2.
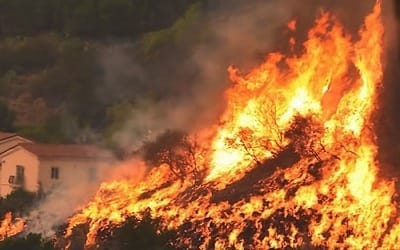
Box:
0;212;25;240
43;0;400;249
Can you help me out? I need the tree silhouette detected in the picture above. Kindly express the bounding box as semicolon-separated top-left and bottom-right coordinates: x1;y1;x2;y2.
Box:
142;130;205;183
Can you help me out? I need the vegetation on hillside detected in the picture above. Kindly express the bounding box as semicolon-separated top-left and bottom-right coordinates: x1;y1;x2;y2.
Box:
0;1;206;150
0;189;38;217
0;233;56;250
0;0;198;37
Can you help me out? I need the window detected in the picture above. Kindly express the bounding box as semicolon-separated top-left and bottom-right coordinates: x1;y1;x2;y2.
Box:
51;167;59;179
15;165;25;185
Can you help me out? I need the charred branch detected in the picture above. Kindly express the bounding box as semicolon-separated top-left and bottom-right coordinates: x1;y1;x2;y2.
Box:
142;130;206;184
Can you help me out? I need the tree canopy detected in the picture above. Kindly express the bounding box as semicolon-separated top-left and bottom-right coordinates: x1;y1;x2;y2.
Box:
0;0;199;38
0;1;206;147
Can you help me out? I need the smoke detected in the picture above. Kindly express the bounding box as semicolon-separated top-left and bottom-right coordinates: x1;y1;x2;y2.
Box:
98;44;147;105
24;157;147;237
26;182;99;237
100;0;297;154
377;0;400;175
106;157;148;181
98;0;381;156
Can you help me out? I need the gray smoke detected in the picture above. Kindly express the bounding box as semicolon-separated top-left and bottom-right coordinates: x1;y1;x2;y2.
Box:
377;0;400;175
101;0;298;154
99;0;379;155
24;157;147;237
26;182;99;237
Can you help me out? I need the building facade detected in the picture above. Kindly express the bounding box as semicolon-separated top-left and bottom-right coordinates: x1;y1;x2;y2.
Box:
0;135;113;197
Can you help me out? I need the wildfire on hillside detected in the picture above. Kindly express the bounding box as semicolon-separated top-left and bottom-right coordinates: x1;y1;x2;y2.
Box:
1;0;400;249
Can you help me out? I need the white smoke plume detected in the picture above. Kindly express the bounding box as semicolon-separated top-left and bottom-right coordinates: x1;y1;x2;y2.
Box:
24;157;147;237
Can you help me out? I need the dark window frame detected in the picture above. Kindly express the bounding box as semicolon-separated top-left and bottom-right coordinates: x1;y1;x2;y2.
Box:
15;165;25;185
51;167;59;180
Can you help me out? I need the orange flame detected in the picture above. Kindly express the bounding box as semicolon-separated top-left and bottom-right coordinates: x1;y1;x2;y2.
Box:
63;1;400;249
0;212;25;240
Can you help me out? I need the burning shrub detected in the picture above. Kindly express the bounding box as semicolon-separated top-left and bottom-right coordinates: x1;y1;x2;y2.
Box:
142;129;205;183
284;115;324;160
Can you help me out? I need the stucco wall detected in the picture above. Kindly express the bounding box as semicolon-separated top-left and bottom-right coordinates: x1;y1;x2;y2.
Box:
38;157;111;193
0;148;39;196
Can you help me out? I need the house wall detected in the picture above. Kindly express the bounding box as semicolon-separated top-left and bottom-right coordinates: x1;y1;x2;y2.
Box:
0;149;39;197
0;137;31;153
38;157;111;193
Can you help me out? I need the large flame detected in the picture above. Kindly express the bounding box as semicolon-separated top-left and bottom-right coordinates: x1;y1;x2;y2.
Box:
5;1;399;249
0;212;25;241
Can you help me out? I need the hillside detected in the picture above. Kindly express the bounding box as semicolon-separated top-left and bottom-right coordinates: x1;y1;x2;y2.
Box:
0;0;203;149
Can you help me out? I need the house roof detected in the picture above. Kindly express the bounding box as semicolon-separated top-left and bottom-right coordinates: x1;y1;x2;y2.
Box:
19;143;113;159
0;132;16;141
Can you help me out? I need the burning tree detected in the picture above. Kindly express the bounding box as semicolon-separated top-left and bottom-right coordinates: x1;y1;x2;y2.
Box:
4;0;400;249
142;129;206;183
223;98;288;165
284;115;324;160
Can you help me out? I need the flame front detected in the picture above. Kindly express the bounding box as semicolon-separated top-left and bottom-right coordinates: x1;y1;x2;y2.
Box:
65;1;400;249
0;212;25;241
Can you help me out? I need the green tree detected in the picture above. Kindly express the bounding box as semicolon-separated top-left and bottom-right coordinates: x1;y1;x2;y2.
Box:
16;115;71;143
14;34;59;73
94;212;176;250
142;130;203;182
33;38;105;129
103;100;134;148
0;70;16;95
0;34;59;75
97;0;134;36
0;0;200;37
141;2;202;60
0;189;37;217
59;39;105;128
65;0;99;36
0;100;15;132
0;0;36;35
0;0;60;35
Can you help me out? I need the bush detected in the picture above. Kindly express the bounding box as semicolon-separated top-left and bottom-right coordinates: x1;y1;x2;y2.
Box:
0;189;38;217
95;212;177;250
0;233;56;250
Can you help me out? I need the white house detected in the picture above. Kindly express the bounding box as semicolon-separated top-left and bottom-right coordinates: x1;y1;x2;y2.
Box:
0;137;114;197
